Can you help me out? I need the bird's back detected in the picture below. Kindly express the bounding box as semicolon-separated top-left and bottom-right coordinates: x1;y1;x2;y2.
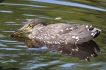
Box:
30;23;100;45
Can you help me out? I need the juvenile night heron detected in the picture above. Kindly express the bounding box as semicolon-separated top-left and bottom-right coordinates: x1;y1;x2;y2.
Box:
12;19;101;45
11;19;101;61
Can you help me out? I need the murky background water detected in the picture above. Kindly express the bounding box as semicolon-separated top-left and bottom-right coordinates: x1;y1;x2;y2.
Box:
0;0;106;70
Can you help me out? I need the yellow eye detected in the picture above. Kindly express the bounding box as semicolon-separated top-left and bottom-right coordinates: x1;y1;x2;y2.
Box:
26;24;32;30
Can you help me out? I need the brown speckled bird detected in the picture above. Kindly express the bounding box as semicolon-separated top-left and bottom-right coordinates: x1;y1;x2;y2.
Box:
11;19;101;61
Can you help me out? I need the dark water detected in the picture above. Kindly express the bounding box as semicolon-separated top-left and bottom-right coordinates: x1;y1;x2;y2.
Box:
0;0;106;70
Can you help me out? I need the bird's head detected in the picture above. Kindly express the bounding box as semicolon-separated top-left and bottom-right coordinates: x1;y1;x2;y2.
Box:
11;19;47;36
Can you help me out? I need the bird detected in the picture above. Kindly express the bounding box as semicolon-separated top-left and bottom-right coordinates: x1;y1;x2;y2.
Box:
11;19;101;61
12;19;101;45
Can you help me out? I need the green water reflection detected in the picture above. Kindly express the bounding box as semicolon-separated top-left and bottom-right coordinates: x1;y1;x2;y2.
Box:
0;0;106;70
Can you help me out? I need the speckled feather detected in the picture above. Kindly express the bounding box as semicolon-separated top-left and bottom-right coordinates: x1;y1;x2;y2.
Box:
30;23;100;45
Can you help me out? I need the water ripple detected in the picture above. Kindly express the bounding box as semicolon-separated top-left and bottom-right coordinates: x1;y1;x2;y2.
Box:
2;59;17;63
31;0;106;12
0;48;22;50
0;10;13;13
61;63;77;67
0;3;46;8
22;60;60;69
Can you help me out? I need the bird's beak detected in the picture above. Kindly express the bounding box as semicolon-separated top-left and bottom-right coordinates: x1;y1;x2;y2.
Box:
14;29;27;35
11;26;32;36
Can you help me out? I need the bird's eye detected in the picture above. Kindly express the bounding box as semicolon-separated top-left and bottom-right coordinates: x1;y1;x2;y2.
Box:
27;24;33;29
29;24;32;27
28;24;33;28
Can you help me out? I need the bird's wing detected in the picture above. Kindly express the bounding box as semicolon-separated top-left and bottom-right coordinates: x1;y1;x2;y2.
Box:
62;25;100;44
31;24;100;45
31;23;79;44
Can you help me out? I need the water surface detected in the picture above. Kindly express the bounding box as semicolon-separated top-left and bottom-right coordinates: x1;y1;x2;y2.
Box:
0;0;106;70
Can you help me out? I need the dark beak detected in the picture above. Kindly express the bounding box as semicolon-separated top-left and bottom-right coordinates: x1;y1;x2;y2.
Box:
10;29;27;37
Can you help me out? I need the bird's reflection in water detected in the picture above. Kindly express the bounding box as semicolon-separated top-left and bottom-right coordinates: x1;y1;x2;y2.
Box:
11;35;100;62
